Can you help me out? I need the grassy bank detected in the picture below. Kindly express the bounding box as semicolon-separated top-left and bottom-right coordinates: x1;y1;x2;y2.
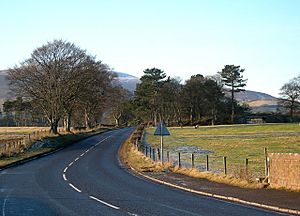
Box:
0;127;108;168
119;128;264;189
144;124;300;178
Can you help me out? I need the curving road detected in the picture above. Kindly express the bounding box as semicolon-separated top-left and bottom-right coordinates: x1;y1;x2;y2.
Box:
0;128;283;216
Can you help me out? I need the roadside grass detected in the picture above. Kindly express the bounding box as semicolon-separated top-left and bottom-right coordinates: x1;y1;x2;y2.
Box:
0;127;49;144
0;127;108;168
119;133;167;172
119;129;265;189
144;124;300;178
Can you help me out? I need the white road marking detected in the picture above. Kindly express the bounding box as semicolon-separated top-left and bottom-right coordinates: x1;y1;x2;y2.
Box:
74;157;79;161
127;212;139;216
80;153;85;157
63;174;67;181
89;195;120;210
68;183;81;193
63;167;68;173
85;149;89;153
2;194;9;216
69;162;74;166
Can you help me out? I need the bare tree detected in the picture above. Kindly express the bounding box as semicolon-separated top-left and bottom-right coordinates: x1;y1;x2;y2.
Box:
108;86;131;126
8;40;93;133
279;77;300;119
76;61;113;128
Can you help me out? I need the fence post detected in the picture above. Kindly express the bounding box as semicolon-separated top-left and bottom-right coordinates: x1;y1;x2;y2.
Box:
167;151;170;162
206;155;209;171
223;156;227;175
149;147;152;159
191;153;194;168
152;148;155;161
145;146;148;157
178;152;181;167
245;158;249;176
157;148;160;161
264;147;268;177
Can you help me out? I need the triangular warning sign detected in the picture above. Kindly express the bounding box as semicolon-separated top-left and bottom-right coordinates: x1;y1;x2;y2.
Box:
154;122;170;136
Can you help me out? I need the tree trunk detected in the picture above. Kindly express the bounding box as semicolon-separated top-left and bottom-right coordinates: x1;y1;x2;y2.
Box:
50;119;59;134
211;108;215;126
231;85;235;123
290;100;295;121
84;109;90;128
66;113;71;132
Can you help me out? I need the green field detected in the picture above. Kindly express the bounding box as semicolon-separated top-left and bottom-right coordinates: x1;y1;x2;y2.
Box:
144;124;300;178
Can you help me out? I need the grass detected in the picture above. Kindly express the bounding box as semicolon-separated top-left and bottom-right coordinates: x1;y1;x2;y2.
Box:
119;131;167;172
0;127;49;144
119;129;264;189
144;123;300;178
0;127;108;168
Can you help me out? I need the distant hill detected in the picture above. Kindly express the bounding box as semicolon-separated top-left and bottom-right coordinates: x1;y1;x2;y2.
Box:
232;90;279;113
0;70;11;109
113;71;140;92
233;90;277;102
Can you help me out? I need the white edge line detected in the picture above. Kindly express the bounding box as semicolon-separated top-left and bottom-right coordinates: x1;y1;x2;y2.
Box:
63;173;67;181
80;153;85;157
69;162;74;166
69;183;81;193
63;167;68;173
89;195;120;210
130;167;300;215
74;157;79;161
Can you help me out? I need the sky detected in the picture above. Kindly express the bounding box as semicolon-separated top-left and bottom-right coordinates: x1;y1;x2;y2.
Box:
0;0;299;97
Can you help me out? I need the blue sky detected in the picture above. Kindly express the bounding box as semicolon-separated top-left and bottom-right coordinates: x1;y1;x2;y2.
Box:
0;0;299;96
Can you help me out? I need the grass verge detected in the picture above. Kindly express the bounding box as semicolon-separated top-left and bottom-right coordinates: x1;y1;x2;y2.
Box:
119;128;265;189
0;128;109;169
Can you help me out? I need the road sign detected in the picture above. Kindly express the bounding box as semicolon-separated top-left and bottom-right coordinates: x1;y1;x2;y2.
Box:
154;122;170;136
154;122;170;164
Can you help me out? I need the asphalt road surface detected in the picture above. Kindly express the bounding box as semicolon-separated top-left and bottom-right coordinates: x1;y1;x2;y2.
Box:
0;128;283;216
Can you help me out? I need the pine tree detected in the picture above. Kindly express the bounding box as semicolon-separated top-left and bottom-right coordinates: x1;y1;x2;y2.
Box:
218;65;247;123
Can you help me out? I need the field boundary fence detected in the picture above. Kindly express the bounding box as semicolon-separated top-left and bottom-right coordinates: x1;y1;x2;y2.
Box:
0;129;54;158
137;132;267;180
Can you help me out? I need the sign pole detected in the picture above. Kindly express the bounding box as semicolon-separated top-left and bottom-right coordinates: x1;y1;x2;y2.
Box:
160;134;164;164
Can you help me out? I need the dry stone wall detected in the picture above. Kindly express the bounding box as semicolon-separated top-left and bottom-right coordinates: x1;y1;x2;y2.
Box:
268;153;300;191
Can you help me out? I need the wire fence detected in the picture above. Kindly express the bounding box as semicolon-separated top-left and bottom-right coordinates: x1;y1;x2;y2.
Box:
138;134;267;180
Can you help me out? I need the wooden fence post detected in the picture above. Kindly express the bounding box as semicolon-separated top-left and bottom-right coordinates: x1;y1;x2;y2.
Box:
245;158;249;176
206;155;209;171
191;153;194;168
178;152;181;167
167;151;170;162
157;148;160;161
223;156;227;175
152;148;155;161
264;147;268;177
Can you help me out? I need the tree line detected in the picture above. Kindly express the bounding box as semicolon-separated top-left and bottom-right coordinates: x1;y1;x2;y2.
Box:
6;40;129;133
3;39;250;129
132;67;248;126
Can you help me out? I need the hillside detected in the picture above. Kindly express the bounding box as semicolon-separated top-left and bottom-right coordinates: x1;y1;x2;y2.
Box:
113;71;140;92
0;70;11;109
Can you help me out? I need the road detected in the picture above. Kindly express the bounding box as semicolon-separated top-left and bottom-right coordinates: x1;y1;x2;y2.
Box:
0;128;283;216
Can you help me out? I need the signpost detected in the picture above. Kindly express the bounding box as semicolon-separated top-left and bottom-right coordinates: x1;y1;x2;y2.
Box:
154;122;170;163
